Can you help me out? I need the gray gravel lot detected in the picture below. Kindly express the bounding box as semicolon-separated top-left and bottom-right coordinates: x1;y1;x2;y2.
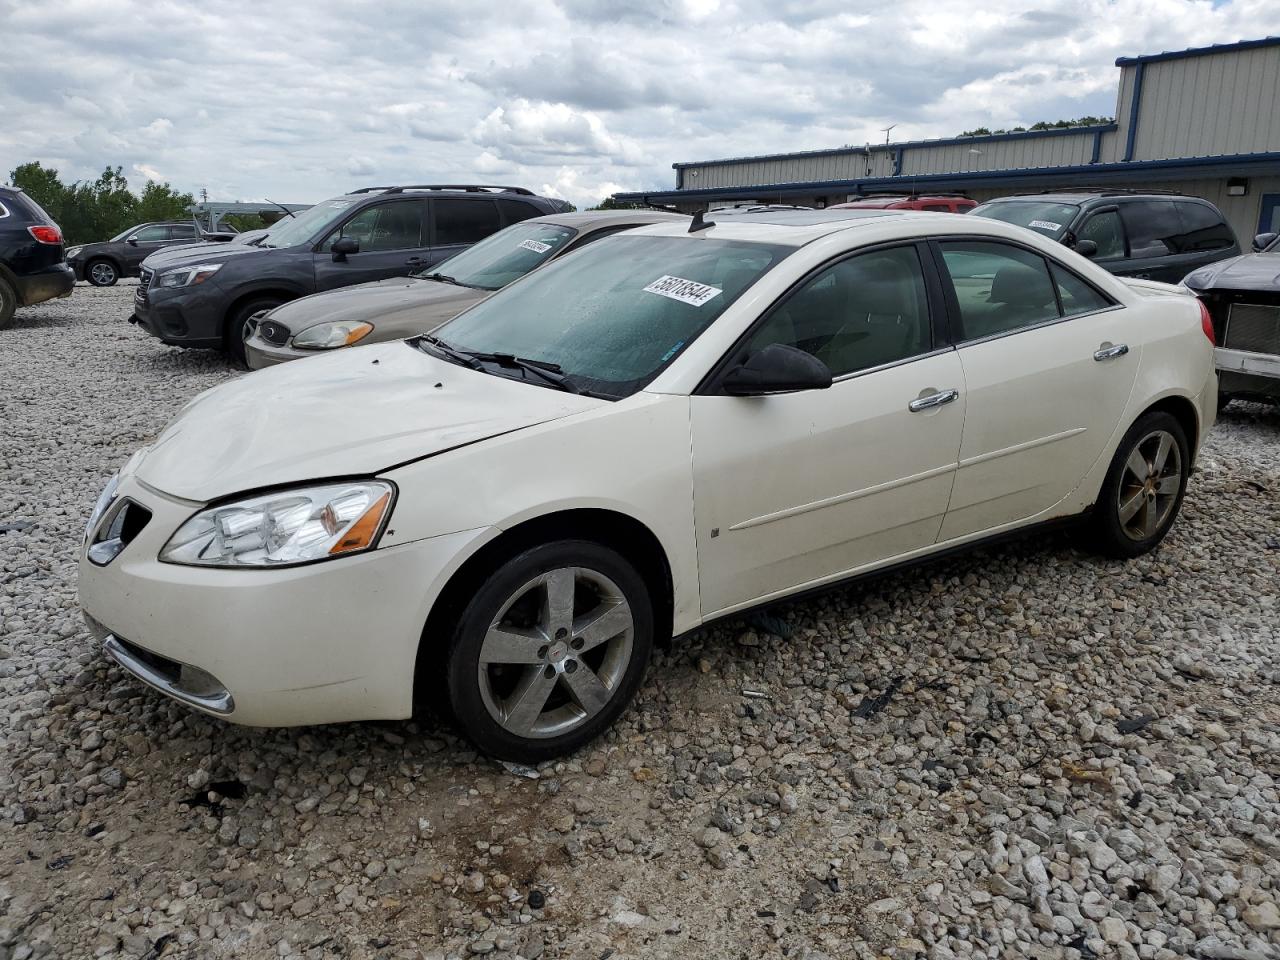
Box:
2;284;1279;960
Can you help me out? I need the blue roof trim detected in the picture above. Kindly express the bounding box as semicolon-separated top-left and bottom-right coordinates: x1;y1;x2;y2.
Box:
1122;61;1146;163
1116;35;1280;66
615;152;1280;204
671;124;1117;170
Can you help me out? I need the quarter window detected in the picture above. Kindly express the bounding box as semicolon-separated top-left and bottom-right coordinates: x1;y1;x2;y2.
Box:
746;245;932;377
1049;263;1111;316
1076;210;1125;260
434;199;502;246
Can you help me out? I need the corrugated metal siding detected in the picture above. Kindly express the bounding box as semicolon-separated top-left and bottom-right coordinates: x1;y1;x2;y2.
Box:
685;151;871;189
1134;46;1280;159
1101;67;1137;163
901;133;1097;175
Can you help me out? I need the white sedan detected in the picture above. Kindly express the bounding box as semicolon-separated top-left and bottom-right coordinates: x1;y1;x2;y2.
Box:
79;209;1217;761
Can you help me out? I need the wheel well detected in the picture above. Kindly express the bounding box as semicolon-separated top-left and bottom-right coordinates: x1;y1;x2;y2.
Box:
1141;395;1199;461
412;509;675;710
222;289;296;341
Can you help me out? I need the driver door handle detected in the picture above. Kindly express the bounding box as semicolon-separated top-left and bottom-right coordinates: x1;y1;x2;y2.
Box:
1094;342;1129;361
908;388;959;412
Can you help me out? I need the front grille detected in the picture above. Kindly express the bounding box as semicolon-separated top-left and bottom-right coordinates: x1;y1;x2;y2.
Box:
257;318;290;345
1225;303;1280;355
137;268;153;304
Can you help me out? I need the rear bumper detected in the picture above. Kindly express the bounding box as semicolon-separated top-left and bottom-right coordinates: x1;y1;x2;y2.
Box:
1215;346;1280;380
14;264;74;306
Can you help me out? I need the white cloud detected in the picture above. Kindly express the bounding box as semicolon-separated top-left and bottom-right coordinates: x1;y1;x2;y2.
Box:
132;162;166;182
1;0;1278;208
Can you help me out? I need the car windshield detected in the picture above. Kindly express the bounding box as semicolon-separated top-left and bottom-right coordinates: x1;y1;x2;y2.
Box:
258;198;359;249
432;233;794;398
970;201;1079;239
419;221;577;289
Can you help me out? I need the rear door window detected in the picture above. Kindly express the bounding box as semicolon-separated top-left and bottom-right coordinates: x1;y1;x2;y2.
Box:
938;241;1059;339
1119;200;1182;258
167;224;198;239
1174;202;1235;252
434;199;502;245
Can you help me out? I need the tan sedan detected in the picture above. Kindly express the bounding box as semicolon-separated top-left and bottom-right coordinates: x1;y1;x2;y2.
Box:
244;209;686;369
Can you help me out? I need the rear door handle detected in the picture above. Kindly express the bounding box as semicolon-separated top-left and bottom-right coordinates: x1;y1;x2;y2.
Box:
405;256;428;266
908;388;959;412
1094;342;1129;361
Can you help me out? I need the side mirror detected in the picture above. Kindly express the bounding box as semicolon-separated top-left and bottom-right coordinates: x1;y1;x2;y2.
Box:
126;236;139;246
331;237;360;261
1252;232;1277;253
1072;239;1098;258
722;343;833;396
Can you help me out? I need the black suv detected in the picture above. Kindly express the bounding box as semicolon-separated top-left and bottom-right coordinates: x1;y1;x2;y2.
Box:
67;221;226;287
971;191;1239;283
130;184;568;362
0;186;74;329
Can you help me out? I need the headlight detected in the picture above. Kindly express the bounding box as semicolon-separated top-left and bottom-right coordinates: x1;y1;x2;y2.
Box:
157;263;224;288
159;481;394;567
66;246;83;259
292;320;375;350
85;472;121;542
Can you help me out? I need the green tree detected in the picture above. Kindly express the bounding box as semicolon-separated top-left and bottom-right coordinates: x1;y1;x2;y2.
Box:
134;180;196;225
9;161;66;214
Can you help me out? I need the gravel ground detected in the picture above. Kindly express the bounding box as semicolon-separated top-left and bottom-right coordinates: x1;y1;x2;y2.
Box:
2;284;1279;960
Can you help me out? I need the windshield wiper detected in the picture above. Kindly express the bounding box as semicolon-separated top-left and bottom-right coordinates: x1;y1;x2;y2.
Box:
485;353;581;394
417;335;484;369
419;272;467;287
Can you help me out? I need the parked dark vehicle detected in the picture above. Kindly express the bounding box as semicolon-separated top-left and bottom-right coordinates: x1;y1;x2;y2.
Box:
0;186;74;329
971;192;1239;283
1183;231;1280;408
130;184;569;363
67;221;230;287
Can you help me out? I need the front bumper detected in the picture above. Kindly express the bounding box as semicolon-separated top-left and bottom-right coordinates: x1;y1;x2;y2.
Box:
131;282;225;349
244;331;314;370
15;263;74;306
78;473;491;726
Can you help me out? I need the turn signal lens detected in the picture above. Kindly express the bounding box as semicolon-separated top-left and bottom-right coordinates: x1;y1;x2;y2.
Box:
1198;300;1216;346
28;225;62;244
330;492;391;555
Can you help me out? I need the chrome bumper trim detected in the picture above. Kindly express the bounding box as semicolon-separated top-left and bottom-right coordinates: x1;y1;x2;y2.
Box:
103;634;235;716
1215;347;1280;379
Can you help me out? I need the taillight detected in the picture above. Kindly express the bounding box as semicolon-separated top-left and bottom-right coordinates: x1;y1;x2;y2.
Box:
1197;299;1215;346
27;225;62;245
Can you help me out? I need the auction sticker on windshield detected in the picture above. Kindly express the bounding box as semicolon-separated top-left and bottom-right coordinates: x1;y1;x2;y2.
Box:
643;275;722;307
519;239;552;254
1028;220;1061;231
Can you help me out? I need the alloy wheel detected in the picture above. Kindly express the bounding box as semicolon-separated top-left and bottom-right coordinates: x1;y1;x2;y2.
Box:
1116;429;1182;541
89;262;116;285
476;566;634;739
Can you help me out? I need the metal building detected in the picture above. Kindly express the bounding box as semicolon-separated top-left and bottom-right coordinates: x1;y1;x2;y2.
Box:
614;36;1280;245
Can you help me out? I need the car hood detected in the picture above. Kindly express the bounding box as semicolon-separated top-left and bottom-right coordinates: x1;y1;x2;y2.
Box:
1183;253;1280;291
268;276;486;338
133;340;605;502
141;242;273;273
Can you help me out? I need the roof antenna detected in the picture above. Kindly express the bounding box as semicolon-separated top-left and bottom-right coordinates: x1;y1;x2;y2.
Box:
688;207;713;233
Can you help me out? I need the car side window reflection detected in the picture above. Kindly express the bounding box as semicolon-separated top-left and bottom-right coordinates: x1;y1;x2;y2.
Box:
939;241;1059;340
1077;211;1125;260
746;245;932;377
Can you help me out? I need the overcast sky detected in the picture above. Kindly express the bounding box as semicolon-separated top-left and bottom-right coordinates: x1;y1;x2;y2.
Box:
2;0;1279;209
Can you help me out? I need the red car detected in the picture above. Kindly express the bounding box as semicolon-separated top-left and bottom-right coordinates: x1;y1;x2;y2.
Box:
832;195;976;213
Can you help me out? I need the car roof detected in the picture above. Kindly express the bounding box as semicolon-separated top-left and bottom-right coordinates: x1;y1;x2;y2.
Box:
624;208;944;245
520;210;689;229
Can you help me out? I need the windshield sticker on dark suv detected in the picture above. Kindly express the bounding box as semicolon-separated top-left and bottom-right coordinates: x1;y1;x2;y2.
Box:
643;275;722;307
1029;220;1061;231
519;239;552;254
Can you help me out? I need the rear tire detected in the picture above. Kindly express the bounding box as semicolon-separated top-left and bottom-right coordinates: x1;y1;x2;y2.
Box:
86;259;119;287
1217;391;1233;413
1088;411;1190;559
0;278;16;329
225;298;283;367
443;540;654;762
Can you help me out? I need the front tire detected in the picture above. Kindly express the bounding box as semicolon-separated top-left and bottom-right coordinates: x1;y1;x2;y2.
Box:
85;259;119;286
1089;411;1190;559
444;540;654;762
225;298;283;367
